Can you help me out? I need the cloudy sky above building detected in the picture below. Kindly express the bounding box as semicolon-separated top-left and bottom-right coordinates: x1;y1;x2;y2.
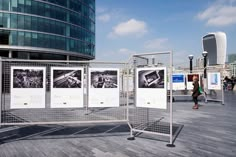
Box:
95;0;236;67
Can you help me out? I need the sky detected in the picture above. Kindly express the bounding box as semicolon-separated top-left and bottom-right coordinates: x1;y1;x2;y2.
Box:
95;0;236;67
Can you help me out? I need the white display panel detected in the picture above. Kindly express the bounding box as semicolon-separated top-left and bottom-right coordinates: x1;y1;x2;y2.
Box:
50;67;84;108
172;73;186;90
89;68;119;107
11;66;46;109
186;73;200;90
136;67;167;109
208;72;221;90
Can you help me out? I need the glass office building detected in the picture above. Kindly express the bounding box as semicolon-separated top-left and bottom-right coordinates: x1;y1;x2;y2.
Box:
0;0;95;60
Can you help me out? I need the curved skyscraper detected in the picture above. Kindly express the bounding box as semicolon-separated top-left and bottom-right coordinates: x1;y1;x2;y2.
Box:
0;0;95;60
202;32;227;65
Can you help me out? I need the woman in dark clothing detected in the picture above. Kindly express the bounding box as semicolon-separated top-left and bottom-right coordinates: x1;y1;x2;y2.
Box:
192;76;201;109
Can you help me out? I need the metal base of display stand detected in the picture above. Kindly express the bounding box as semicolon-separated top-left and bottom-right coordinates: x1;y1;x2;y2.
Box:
127;136;135;140
166;144;175;147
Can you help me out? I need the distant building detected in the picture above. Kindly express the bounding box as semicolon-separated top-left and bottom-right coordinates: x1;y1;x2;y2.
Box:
195;57;204;68
229;62;236;77
202;32;227;65
0;0;95;60
228;54;236;63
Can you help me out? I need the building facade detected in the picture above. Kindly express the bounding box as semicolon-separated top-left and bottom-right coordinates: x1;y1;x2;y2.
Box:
195;57;204;68
0;0;95;60
202;32;226;65
228;53;236;64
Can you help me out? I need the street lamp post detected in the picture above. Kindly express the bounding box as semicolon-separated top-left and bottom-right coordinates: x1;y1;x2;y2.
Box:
188;55;194;73
202;51;208;99
202;51;208;78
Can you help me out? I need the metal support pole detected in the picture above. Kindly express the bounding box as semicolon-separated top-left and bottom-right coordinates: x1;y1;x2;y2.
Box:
127;60;135;140
133;59;137;109
188;55;193;73
221;70;225;105
204;57;207;78
167;51;175;147
152;57;155;65
203;55;208;102
126;63;129;121
204;78;208;103
190;59;193;73
85;64;89;114
0;58;2;125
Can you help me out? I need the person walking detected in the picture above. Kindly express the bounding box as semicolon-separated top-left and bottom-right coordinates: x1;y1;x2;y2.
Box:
192;75;201;109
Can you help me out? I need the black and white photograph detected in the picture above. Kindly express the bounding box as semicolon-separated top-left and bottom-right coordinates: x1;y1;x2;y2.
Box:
13;68;44;88
53;70;82;88
138;69;165;88
50;67;84;108
89;68;120;107
90;70;118;88
136;67;167;109
11;66;46;109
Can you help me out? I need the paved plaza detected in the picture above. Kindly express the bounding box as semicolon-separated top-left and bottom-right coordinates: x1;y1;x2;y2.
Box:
0;91;236;157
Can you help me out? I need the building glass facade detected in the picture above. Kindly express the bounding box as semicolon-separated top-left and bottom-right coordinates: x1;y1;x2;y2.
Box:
0;0;95;60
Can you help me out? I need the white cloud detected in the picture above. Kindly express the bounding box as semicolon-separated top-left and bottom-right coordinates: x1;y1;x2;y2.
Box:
95;48;136;62
96;7;107;14
118;48;136;55
144;38;169;50
197;0;236;26
108;19;148;38
98;14;111;22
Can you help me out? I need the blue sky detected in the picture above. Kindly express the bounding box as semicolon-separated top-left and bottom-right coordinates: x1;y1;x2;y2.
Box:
95;0;236;67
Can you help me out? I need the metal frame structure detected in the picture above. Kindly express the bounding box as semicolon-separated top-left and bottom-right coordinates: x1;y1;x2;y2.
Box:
126;51;175;146
204;65;225;105
0;58;129;126
0;54;180;146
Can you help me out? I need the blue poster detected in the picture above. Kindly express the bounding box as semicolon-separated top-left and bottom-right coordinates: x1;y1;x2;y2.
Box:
211;73;218;85
172;74;184;83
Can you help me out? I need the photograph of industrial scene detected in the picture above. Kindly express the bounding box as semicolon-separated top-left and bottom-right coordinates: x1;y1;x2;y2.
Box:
53;69;82;88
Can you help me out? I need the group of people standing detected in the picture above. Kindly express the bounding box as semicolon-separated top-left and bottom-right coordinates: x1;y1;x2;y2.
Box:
223;76;235;91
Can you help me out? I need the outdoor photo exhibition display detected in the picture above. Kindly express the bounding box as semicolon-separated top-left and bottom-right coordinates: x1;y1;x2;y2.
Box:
10;66;46;109
89;68;120;107
207;72;221;90
171;73;185;90
51;67;84;108
136;67;167;109
186;73;200;90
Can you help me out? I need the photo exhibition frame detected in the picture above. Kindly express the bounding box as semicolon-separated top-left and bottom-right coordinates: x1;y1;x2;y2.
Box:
88;68;120;107
136;67;167;109
172;73;185;90
50;67;84;108
186;73;200;90
10;66;46;109
207;72;221;90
